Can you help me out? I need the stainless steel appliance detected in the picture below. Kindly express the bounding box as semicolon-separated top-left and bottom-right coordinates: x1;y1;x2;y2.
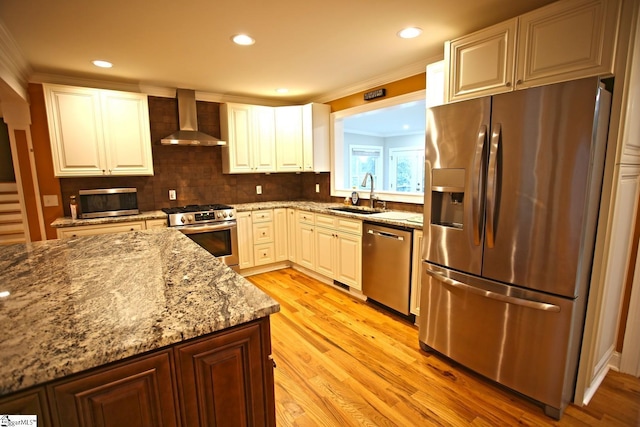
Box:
78;188;139;219
419;77;611;419
362;222;412;315
163;204;239;270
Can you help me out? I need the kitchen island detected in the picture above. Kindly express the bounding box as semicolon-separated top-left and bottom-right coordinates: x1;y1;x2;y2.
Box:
0;228;280;426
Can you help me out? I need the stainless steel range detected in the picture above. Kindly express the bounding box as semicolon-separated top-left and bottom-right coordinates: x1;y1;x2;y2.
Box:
162;204;239;271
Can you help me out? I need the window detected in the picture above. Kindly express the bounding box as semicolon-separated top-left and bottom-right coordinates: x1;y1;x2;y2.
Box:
389;147;424;193
349;145;382;190
331;90;426;204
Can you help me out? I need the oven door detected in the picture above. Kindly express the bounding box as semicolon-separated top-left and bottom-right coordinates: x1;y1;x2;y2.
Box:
176;221;239;270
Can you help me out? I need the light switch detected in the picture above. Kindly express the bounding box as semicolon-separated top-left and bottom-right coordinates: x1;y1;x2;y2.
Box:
256;185;262;195
315;183;320;193
169;190;177;200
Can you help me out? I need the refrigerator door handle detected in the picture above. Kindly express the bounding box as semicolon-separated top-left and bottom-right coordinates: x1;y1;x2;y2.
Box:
426;269;561;312
472;125;487;246
486;123;501;248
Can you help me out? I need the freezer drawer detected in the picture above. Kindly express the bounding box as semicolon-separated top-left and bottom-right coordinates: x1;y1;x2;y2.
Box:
418;262;577;418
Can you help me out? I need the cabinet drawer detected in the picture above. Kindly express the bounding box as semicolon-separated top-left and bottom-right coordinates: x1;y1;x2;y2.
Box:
254;243;276;266
336;217;362;235
315;213;336;228
252;209;273;223
253;222;274;244
297;211;315;224
56;221;146;238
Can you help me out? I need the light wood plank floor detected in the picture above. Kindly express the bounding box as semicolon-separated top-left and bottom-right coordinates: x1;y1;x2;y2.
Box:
248;268;640;426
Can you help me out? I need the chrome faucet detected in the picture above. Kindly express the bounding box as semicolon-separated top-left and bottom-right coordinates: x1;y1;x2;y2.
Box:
361;172;378;209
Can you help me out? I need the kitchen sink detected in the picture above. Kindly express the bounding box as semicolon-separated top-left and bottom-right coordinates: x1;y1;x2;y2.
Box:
328;206;379;215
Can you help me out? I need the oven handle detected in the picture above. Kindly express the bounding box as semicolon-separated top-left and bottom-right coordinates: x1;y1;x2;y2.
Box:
175;221;237;234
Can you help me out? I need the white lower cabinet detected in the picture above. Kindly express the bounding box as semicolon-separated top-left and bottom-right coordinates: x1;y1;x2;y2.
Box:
236;211;255;269
252;209;275;266
296;211;316;270
274;208;288;263
313;214;362;290
286;208;297;262
55;219;162;239
410;229;424;316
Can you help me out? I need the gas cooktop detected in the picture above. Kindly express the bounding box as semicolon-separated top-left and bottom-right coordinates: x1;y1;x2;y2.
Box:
162;204;236;227
161;204;233;215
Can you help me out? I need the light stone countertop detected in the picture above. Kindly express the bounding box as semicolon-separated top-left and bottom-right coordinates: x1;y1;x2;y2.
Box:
233;201;424;229
0;228;280;397
50;210;167;228
51;203;424;230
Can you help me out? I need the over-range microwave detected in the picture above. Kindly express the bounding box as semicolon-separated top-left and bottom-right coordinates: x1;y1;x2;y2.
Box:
78;188;139;219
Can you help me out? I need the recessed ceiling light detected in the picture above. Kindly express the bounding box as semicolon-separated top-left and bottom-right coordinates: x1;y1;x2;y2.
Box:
397;27;422;39
276;88;289;94
92;60;113;68
232;34;255;46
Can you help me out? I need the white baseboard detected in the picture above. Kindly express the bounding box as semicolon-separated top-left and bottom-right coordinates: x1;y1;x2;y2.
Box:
582;350;621;406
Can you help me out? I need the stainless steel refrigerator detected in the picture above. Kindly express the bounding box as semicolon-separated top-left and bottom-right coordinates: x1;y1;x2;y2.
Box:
419;77;611;419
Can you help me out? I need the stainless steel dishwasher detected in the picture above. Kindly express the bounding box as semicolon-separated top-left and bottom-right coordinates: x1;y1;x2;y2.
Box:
362;222;413;315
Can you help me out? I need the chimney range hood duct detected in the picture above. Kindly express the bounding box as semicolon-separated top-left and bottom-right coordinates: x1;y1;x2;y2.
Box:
160;89;226;146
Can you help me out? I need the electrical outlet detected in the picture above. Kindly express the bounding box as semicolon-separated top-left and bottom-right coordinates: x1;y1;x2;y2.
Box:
315;183;320;193
43;195;59;207
256;185;262;195
169;189;177;200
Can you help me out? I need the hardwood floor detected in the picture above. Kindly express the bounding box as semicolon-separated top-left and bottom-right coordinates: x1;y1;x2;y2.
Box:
248;268;640;426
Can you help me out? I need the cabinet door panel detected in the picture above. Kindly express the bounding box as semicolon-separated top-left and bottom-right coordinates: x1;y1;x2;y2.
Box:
48;351;178;427
175;320;274;427
517;0;619;88
237;212;254;269
296;223;315;270
448;19;517;101
0;388;51;426
315;228;335;278
102;91;153;175
336;233;362;290
46;86;106;176
275;106;304;172
222;104;254;173
253;106;277;172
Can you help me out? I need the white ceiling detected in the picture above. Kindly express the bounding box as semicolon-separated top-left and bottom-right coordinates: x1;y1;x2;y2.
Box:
0;0;557;104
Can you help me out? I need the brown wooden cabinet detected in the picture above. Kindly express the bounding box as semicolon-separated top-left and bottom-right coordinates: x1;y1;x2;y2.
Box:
0;387;51;425
46;350;179;427
175;318;276;427
0;317;275;427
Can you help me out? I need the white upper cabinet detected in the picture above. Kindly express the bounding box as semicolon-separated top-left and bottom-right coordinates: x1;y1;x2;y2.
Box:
516;0;620;90
101;90;154;175
44;84;153;177
446;0;620;102
275;105;304;172
302;103;330;172
447;19;518;101
222;102;329;174
221;103;276;173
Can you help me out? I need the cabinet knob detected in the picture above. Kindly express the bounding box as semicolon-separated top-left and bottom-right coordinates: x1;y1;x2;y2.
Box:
505;81;512;87
516;79;522;85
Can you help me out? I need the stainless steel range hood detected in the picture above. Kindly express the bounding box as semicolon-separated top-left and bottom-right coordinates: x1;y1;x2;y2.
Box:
160;89;226;146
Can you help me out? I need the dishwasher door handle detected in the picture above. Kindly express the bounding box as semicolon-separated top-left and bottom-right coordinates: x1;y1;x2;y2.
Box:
367;229;404;241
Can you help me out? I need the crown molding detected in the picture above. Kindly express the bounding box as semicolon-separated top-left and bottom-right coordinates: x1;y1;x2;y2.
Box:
0;20;31;102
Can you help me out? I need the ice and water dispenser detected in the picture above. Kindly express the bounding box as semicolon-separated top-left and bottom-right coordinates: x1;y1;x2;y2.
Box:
430;168;465;229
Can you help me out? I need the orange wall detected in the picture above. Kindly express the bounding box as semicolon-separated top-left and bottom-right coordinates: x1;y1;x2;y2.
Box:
327;73;426;112
28;83;63;240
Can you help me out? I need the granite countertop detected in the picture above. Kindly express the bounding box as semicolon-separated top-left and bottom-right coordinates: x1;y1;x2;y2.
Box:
233;201;424;229
50;210;167;228
51;203;424;230
0;228;280;396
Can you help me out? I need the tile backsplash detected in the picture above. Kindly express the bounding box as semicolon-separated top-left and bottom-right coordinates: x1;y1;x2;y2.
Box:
59;96;332;214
